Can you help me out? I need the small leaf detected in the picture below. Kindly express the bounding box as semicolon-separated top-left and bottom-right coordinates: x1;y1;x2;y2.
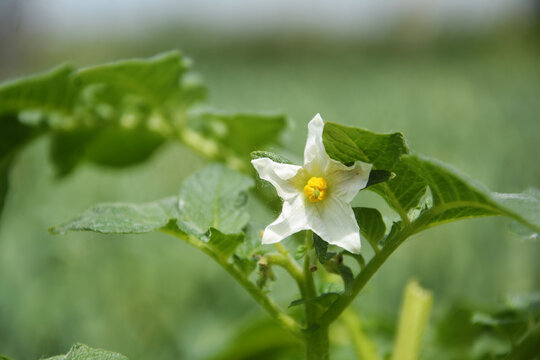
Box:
42;343;128;360
63;343;128;360
323;122;408;170
312;233;328;264
208;227;244;258
177;164;254;235
49;197;179;234
353;207;386;252
289;292;341;308
250;151;294;165
233;254;257;276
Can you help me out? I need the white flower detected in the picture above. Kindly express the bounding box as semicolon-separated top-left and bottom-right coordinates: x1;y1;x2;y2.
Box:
251;114;372;254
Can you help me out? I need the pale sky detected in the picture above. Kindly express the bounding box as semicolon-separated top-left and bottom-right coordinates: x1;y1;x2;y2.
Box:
17;0;535;39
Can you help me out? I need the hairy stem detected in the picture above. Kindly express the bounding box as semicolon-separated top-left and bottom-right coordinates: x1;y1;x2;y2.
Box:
304;230;330;360
162;228;302;336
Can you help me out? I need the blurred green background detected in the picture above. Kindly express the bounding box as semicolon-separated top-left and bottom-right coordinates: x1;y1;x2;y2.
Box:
1;1;539;359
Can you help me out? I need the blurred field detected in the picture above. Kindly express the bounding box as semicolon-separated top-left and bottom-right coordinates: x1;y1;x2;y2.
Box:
1;25;540;359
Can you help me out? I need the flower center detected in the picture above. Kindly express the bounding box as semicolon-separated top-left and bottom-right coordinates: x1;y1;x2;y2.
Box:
304;177;328;202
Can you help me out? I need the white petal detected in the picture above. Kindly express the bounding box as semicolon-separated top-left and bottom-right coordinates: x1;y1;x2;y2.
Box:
307;197;361;254
252;158;302;201
303;114;330;174
326;159;372;203
262;195;309;244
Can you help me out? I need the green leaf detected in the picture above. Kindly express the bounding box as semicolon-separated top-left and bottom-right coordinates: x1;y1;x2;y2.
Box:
366;169;394;187
0;64;76;116
370;155;540;237
322;122;408;170
189;112;286;159
250;151;294;165
370;156;428;219
75;51;188;108
493;188;540;241
49;197;179;234
208;227;244;258
289;292;341;308
0;355;15;360
49;52;190;176
353;207;386;251
177;164;254;235
312;233;328;264
44;343;128;360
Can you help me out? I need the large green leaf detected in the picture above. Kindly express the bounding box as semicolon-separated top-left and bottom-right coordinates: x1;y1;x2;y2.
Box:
322;122;408;170
177;164;254;235
75;51;188;108
49;197;179;234
188;112;287;160
49;52;192;175
369;154;540;236
43;343;128;360
0;64;75;116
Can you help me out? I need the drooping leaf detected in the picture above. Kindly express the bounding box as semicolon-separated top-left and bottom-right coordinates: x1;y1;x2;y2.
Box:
189;112;286;160
353;207;386;252
250;151;294;165
313;233;328;264
177;164;254;235
49;197;179;234
43;343;128;360
208;227;244;258
0;64;76;116
322;122;408;170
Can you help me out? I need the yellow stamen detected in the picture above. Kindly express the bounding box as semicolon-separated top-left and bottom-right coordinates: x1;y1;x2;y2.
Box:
304;177;328;202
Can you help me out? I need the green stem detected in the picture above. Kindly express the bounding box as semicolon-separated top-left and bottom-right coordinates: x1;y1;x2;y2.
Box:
162;229;302;336
265;252;305;293
303;230;330;360
306;326;330;360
